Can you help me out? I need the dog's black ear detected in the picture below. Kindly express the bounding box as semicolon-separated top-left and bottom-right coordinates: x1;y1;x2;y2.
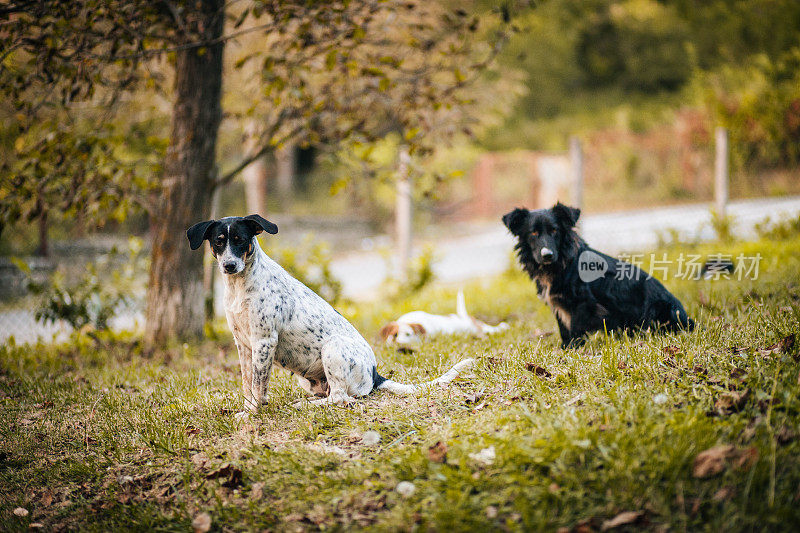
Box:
502;208;529;235
553;202;580;228
186;220;216;250
243;214;278;236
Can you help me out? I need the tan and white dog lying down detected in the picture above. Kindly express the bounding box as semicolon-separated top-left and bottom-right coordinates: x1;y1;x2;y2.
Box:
380;291;509;347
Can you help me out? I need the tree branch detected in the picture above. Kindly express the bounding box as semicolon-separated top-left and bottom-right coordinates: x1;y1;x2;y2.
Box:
213;143;273;189
95;21;278;62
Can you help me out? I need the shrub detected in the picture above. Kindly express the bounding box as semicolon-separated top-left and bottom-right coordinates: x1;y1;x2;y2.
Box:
265;234;342;305
30;237;146;331
704;48;800;170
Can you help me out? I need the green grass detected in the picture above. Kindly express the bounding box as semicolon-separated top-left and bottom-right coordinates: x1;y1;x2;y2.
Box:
2;236;800;531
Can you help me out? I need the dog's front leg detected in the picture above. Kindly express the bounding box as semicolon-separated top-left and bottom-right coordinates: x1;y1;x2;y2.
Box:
234;339;253;407
249;332;278;411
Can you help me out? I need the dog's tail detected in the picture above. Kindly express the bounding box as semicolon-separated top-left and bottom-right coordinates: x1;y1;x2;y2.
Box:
456;290;469;319
375;358;475;395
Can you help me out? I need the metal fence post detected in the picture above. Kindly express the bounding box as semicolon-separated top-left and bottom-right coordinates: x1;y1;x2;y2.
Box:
715;127;729;217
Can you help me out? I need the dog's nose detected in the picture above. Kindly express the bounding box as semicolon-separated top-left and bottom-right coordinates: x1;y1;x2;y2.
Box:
223;262;238;273
541;247;554;261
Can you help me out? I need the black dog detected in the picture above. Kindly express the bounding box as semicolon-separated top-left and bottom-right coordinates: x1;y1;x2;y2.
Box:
503;202;694;348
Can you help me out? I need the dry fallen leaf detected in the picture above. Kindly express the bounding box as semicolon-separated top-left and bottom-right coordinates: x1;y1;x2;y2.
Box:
712;486;734;502
13;507;29;517
693;445;736;478
693;445;758;478
250;482;264;500
734;447;759;471
191;452;209;470
192;512;211;533
715;389;750;414
284;512;304;522
524;363;551;378
206;463;243;488
40;490;54;507
601;511;643;531
759;334;796;357
306;504;328;525
427;441;447;464
729;368;746;380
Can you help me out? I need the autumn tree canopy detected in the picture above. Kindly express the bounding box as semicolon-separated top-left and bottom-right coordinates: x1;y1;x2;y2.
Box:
0;0;514;343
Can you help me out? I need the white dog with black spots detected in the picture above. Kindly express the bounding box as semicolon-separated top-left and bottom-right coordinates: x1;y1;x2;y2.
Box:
187;214;474;416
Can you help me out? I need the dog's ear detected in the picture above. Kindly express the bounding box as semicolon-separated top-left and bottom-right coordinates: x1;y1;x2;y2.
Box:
409;323;426;335
186;220;216;250
502;208;529;235
379;322;399;341
553;202;580;228
243;214;278;236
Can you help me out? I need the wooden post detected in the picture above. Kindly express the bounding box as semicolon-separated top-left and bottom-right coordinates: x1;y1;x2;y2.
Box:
396;145;412;281
569;136;584;211
275;142;296;208
714;127;729;217
242;121;268;216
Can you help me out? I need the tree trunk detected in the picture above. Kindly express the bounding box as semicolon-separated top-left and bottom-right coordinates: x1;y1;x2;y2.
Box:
145;0;225;344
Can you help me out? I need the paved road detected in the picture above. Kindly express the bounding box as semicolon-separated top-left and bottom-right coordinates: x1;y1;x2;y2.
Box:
3;195;799;343
330;196;800;299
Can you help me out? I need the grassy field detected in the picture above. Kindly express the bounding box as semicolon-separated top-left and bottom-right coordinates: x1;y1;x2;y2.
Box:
1;234;799;532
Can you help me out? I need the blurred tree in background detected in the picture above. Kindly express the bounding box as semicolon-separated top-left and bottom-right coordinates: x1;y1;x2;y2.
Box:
0;0;512;343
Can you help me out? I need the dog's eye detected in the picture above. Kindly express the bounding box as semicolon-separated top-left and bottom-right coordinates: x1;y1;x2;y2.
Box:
232;236;241;243
531;231;539;237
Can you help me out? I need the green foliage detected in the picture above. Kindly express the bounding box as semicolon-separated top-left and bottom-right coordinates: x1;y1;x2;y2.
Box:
702;49;800;170
264;234;342;305
576;0;692;92
405;245;437;295
29;238;147;331
0;123;156;235
754;214;800;241
709;209;735;244
485;0;800;155
379;244;438;300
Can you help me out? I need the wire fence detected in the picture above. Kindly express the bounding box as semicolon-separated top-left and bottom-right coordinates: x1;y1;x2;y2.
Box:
3;197;800;346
